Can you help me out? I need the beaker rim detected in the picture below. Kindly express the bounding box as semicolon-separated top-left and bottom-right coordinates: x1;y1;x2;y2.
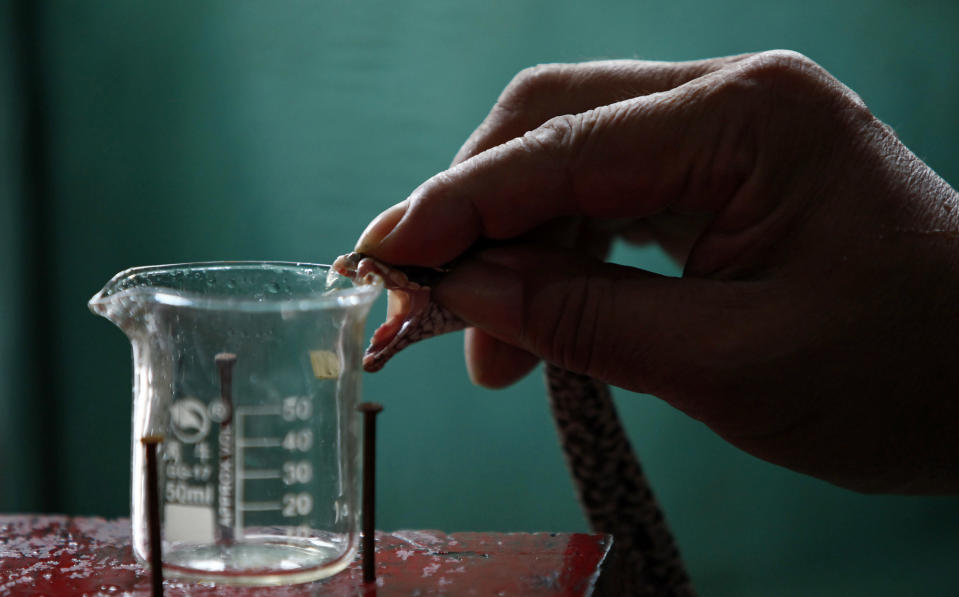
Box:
89;260;382;313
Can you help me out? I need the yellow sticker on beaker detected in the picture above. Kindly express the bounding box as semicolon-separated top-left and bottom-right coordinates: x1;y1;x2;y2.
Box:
310;350;340;379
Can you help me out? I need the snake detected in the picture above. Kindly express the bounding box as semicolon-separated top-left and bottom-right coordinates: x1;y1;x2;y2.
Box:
333;251;696;596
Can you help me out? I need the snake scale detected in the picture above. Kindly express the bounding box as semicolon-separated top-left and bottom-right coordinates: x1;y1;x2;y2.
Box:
333;251;695;596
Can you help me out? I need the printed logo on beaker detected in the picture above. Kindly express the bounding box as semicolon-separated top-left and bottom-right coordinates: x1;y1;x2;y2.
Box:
171;398;210;443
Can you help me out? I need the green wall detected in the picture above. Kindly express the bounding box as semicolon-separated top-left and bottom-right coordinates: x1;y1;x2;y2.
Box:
0;0;22;510
1;0;42;513
3;1;958;595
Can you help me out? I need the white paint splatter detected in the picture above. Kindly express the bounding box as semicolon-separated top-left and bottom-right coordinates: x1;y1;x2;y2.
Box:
421;562;441;578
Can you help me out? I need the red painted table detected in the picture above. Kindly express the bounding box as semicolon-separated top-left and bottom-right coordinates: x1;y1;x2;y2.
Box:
0;516;612;596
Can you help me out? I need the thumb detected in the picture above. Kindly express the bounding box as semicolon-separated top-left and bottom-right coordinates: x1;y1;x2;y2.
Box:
434;245;755;409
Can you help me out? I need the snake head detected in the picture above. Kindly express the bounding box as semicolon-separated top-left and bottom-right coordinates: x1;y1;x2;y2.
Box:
333;252;460;372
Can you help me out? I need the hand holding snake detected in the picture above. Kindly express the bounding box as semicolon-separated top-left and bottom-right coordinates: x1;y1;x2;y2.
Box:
349;50;959;496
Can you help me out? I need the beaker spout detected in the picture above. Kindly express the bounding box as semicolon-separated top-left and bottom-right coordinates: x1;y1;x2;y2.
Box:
89;268;131;326
88;281;120;318
87;265;152;331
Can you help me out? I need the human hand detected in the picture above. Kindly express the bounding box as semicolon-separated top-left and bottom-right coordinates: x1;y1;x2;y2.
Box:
353;51;959;493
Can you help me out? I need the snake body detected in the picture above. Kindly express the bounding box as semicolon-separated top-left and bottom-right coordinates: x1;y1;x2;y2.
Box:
333;252;695;596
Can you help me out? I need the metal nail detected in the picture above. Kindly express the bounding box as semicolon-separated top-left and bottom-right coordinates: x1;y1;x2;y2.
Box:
142;435;164;596
358;402;384;583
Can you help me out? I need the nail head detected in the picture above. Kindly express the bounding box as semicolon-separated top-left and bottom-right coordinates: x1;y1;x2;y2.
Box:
358;402;384;415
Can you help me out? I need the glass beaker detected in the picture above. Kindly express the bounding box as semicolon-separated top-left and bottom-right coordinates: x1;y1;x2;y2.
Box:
89;261;382;585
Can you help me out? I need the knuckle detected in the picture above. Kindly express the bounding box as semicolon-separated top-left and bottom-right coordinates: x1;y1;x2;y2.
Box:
731;50;826;93
716;49;873;127
728;50;846;104
469;63;577;162
753;49;821;75
522;113;580;153
499;63;571;113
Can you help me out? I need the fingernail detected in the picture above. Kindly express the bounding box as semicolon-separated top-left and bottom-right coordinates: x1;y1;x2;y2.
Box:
356;200;409;254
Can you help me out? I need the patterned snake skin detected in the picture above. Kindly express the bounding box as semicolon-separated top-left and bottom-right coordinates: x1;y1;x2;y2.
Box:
333;252;695;596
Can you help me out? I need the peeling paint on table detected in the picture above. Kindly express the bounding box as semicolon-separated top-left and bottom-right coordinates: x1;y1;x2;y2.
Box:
0;516;612;596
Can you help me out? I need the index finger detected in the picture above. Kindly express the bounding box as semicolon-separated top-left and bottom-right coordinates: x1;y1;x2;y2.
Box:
356;58;764;267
